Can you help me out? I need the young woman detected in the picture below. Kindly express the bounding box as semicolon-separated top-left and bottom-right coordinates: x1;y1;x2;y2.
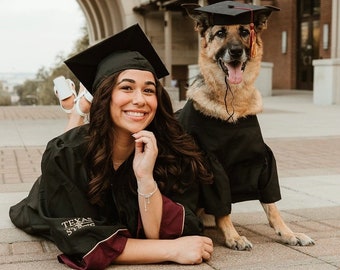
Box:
9;24;213;270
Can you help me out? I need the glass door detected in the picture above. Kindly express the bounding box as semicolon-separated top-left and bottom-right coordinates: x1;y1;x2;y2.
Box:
297;0;320;90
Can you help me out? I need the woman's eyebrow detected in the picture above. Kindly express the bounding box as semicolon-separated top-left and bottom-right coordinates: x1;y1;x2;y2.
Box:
145;80;156;87
117;78;135;84
117;78;156;87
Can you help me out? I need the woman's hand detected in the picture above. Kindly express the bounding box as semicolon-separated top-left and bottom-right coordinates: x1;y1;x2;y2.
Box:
132;130;158;183
169;236;214;264
115;236;213;265
133;130;161;237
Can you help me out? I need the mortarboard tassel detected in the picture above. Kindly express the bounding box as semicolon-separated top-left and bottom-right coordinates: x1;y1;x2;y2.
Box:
250;22;257;58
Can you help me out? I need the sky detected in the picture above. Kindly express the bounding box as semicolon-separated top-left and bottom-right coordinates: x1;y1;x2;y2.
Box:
0;0;85;74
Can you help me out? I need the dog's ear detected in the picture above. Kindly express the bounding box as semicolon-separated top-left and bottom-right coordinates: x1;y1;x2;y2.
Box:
181;3;201;18
181;3;209;36
254;6;280;32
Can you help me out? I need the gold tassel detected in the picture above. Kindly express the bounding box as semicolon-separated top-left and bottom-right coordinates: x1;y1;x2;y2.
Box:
250;23;257;58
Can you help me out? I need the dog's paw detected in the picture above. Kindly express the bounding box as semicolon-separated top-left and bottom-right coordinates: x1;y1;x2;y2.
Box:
280;232;315;246
225;236;253;251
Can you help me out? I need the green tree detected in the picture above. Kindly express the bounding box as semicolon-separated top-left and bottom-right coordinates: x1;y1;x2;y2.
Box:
16;79;40;105
0;81;11;106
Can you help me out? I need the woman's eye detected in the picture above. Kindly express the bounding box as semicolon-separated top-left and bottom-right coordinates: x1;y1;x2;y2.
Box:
121;85;133;91
144;88;156;94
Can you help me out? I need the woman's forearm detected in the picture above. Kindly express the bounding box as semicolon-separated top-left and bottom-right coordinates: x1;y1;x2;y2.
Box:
137;181;162;238
114;236;213;265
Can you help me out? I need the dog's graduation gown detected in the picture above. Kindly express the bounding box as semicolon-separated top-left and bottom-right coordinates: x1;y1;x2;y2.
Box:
177;100;281;217
9;125;203;270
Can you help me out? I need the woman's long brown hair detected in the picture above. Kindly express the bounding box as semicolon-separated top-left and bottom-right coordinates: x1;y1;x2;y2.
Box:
85;73;212;206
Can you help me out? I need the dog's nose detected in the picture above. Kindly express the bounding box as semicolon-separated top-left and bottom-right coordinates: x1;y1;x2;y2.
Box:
229;46;243;58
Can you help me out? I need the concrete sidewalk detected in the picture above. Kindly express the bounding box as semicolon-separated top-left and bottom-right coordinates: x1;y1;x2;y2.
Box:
0;90;340;269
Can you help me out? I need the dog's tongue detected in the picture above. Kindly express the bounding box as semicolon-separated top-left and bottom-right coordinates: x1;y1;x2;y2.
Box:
226;63;243;84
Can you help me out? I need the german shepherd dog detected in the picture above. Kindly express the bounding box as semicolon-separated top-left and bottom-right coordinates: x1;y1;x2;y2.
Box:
177;2;315;250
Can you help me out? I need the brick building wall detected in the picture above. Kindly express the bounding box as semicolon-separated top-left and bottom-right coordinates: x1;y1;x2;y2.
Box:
80;0;334;91
261;0;332;89
261;0;297;89
319;0;332;59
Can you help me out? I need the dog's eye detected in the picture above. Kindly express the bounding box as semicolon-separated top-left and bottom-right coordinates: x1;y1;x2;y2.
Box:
239;29;250;38
215;30;226;39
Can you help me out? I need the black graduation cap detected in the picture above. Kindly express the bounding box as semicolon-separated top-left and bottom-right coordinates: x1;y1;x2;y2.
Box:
195;1;279;26
64;23;169;93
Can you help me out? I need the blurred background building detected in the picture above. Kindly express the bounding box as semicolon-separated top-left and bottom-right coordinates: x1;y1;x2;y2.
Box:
76;0;339;104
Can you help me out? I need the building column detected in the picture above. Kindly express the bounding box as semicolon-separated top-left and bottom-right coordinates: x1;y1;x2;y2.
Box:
164;11;172;87
331;0;340;58
313;0;340;105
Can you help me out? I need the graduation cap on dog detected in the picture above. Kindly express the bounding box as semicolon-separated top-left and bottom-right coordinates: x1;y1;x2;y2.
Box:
194;1;279;26
193;1;279;58
64;24;169;93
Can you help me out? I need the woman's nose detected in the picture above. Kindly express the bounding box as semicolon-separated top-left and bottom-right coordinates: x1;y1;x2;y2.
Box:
132;90;146;105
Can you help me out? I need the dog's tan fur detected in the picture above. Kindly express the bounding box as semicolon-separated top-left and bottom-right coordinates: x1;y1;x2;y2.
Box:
188;24;263;122
184;4;314;250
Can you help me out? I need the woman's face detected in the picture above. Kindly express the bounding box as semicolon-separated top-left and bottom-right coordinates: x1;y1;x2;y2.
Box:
110;69;158;135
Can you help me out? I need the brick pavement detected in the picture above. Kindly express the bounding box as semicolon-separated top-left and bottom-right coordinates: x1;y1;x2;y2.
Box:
1;136;339;184
0;105;65;120
1;105;339;183
266;136;340;178
0;147;44;184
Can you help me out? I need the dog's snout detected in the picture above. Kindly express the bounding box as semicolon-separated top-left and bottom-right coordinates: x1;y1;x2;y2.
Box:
229;45;243;58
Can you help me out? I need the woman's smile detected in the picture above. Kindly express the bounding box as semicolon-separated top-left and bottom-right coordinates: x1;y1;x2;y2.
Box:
124;110;149;118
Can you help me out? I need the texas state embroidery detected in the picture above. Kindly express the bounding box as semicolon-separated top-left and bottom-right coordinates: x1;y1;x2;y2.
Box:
61;217;95;236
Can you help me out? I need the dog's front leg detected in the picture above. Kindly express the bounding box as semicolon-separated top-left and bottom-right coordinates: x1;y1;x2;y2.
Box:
261;203;315;246
216;215;253;250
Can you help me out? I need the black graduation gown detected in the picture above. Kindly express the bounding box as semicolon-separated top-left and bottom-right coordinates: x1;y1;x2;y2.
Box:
9;125;203;270
177;100;281;217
